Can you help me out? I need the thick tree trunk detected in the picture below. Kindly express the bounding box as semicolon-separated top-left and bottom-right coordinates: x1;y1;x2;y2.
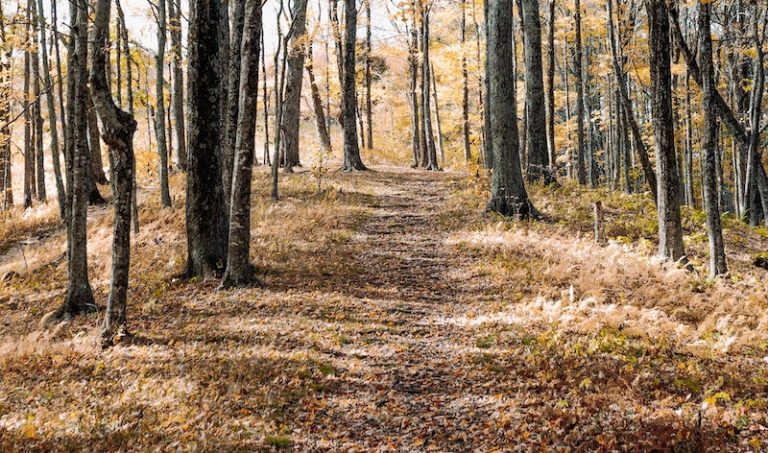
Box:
341;0;366;171
51;0;96;322
520;0;552;183
185;0;229;278
90;0;137;344
647;0;685;261
222;0;262;289
486;0;536;218
155;0;172;208
280;0;309;172
699;0;727;277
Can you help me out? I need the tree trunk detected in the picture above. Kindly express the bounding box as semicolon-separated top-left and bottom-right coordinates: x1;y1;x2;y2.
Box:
431;62;445;167
223;0;246;205
486;0;536;218
365;0;373;149
574;0;586;185
280;0;309;172
422;7;439;171
699;0;727;277
546;0;556;173
607;0;657;201
51;0;96;322
341;0;366;171
185;0;229;278
461;0;471;161
155;0;172;208
0;5;12;208
306;41;332;153
90;0;137;344
36;0;65;217
30;0;45;203
222;0;262;289
169;0;186;171
520;0;552;183
647;0;685;261
409;0;421;168
23;5;33;209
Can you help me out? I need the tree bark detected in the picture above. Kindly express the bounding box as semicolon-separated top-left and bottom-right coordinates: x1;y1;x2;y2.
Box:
341;0;366;171
280;0;309;171
222;0;262;289
155;0;172;208
520;0;552;183
647;0;685;261
169;0;186;171
51;0;96;322
574;0;586;185
36;0;65;217
90;0;137;344
486;0;536;218
223;0;246;205
365;0;373;149
699;0;728;277
461;0;471;161
306;41;332;153
185;0;229;278
409;0;421;167
421;6;439;171
30;0;45;203
546;0;555;173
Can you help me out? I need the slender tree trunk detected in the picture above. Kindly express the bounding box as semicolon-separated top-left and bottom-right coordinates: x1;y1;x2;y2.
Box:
155;0;171;208
169;0;186;171
409;1;421;167
280;0;309;172
431;62;445;167
341;0;366;171
699;0;727;276
223;0;246;205
261;29;271;166
460;0;471;161
306;41;332;153
185;0;229;278
90;0;137;344
574;0;587;185
30;0;45;203
647;0;685;261
23;5;33;209
37;0;65;216
607;0;657;201
422;6;438;171
365;0;373;149
222;0;262;288
0;5;11;209
487;0;536;218
520;0;552;183
51;0;96;322
546;0;556;173
481;0;492;168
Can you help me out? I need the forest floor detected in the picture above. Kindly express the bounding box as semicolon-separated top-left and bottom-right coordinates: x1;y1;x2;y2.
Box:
2;166;768;451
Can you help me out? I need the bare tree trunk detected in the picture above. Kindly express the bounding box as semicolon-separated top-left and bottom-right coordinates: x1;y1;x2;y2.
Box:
0;5;12;209
422;6;438;171
647;0;685;261
30;0;45;203
90;0;137;344
408;1;421;167
222;0;262;288
154;0;172;208
546;0;556;173
37;0;65;216
520;0;552;183
699;0;727;277
487;0;536;218
461;0;471;161
574;0;586;185
185;0;229;278
306;40;332;153
341;0;366;171
261;28;271;166
280;0;309;171
51;0;96;322
365;0;373;149
23;5;33;209
169;0;186;171
607;0;657;201
223;0;246;205
431;62;445;167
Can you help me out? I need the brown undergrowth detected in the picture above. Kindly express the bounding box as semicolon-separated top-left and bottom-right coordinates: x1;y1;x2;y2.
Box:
1;166;768;451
